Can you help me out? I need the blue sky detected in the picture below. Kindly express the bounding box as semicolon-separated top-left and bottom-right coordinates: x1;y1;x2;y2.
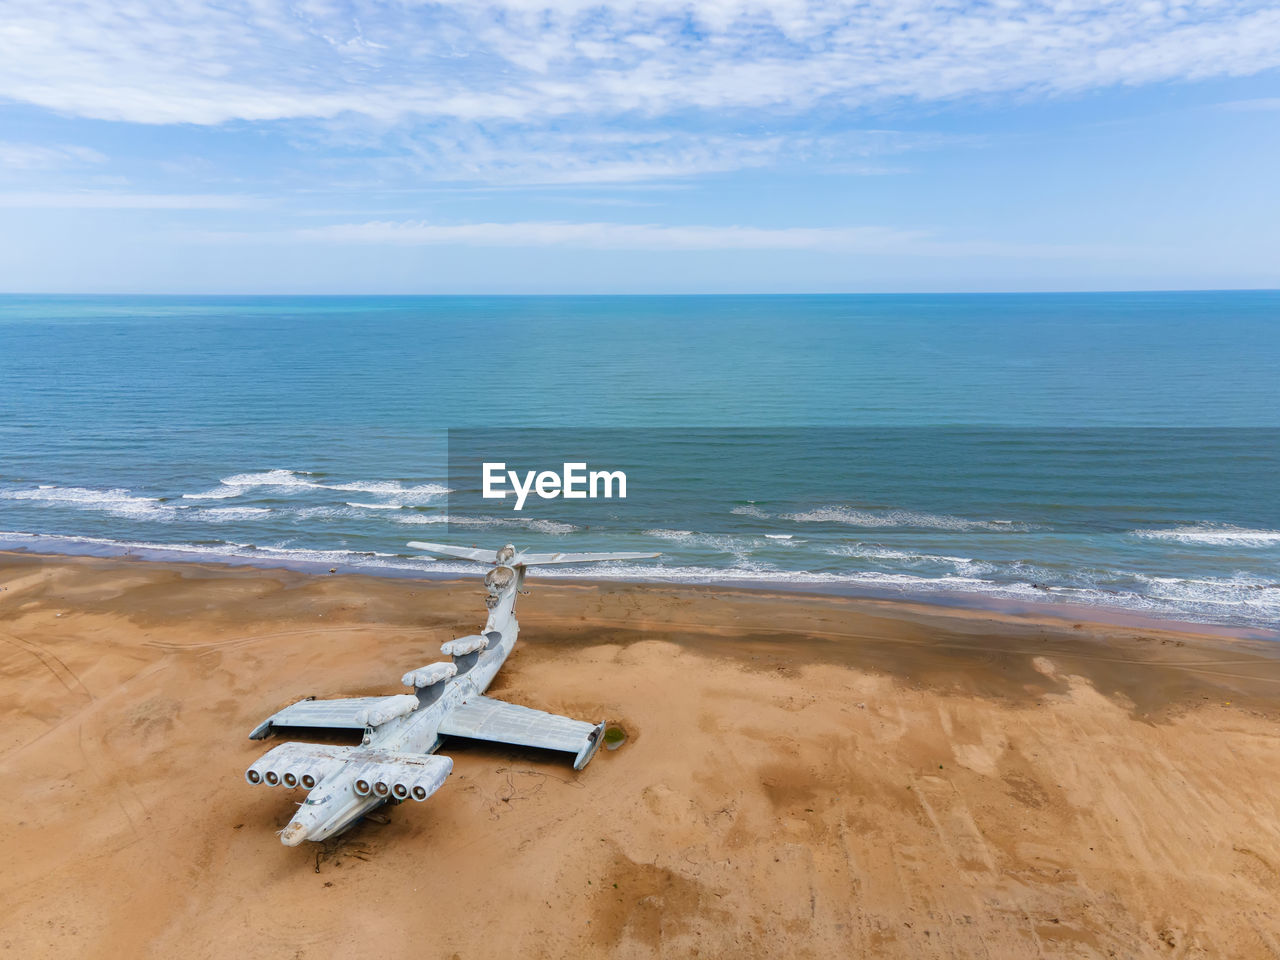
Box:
0;0;1278;293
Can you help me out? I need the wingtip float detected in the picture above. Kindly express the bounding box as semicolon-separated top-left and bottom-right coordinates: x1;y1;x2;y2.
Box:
244;542;659;846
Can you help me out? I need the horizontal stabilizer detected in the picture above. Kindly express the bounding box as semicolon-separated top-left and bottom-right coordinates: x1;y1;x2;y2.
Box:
407;541;496;563
515;551;659;565
248;694;418;739
437;695;605;770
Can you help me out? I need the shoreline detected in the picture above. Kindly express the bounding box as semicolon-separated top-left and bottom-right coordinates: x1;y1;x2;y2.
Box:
1;536;1276;642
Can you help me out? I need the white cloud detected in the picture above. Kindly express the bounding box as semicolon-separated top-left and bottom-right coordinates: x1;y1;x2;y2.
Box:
1219;97;1280;111
0;191;258;209
350;127;957;184
0;141;106;169
0;1;1277;127
293;217;1146;258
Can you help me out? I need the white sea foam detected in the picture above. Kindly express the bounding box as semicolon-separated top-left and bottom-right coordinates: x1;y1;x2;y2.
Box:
346;502;405;510
210;469;450;503
1133;573;1280;607
327;481;449;504
785;506;1022;531
730;504;770;518
1;485;158;505
639;528;776;561
294;506;363;520
220;468;315;488
181;486;241;500
0;485;175;521
1131;524;1280;547
764;534;793;540
199;507;272;522
826;543;975;564
1;528;1275;628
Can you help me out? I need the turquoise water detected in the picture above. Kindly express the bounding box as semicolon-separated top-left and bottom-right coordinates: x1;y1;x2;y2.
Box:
1;293;1277;631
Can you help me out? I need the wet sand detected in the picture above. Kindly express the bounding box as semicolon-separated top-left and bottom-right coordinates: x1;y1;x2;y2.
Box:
2;551;1280;958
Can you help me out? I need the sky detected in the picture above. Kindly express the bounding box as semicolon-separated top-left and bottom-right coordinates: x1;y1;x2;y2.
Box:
0;0;1278;294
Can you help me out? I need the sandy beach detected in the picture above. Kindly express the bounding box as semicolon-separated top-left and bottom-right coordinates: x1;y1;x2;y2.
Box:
3;551;1280;958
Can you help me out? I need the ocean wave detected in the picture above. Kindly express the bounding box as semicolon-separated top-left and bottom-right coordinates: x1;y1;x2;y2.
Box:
1;485;158;505
326;481;449;504
0;485;175;521
1131;524;1280;547
640;528;782;560
1;529;1276;629
785;506;1022;531
826;543;975;564
199;507;273;522
209;469;450;503
346;502;405;510
219;468;315;489
181;486;241;500
730;504;770;518
1132;573;1280;608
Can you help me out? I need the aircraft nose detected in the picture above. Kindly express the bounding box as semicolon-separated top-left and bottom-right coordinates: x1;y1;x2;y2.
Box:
280;821;309;846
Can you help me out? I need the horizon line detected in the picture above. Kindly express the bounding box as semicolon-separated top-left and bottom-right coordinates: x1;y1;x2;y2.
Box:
1;287;1278;298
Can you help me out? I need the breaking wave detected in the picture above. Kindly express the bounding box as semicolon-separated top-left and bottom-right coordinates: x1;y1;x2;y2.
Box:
784;506;1023;531
641;528;791;561
0;485;173;521
200;507;272;522
181;486;241;500
201;469;450;503
1;528;1277;631
1131;524;1280;547
827;543;976;564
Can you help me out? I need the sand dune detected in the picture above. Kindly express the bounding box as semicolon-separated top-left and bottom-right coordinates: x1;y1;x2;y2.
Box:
2;552;1280;958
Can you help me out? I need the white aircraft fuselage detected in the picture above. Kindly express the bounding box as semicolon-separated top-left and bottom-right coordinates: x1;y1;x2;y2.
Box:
244;541;658;846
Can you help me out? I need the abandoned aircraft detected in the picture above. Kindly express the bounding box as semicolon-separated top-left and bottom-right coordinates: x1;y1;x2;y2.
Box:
244;541;659;845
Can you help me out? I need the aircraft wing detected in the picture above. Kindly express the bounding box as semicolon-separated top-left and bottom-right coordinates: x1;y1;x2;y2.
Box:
515;551;660;565
406;541;496;563
248;694;419;739
436;695;606;770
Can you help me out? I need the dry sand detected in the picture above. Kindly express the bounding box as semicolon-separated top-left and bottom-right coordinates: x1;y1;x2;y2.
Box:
2;551;1280;958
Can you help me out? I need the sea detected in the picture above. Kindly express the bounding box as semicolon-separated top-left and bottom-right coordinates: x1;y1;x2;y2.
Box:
1;292;1277;634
